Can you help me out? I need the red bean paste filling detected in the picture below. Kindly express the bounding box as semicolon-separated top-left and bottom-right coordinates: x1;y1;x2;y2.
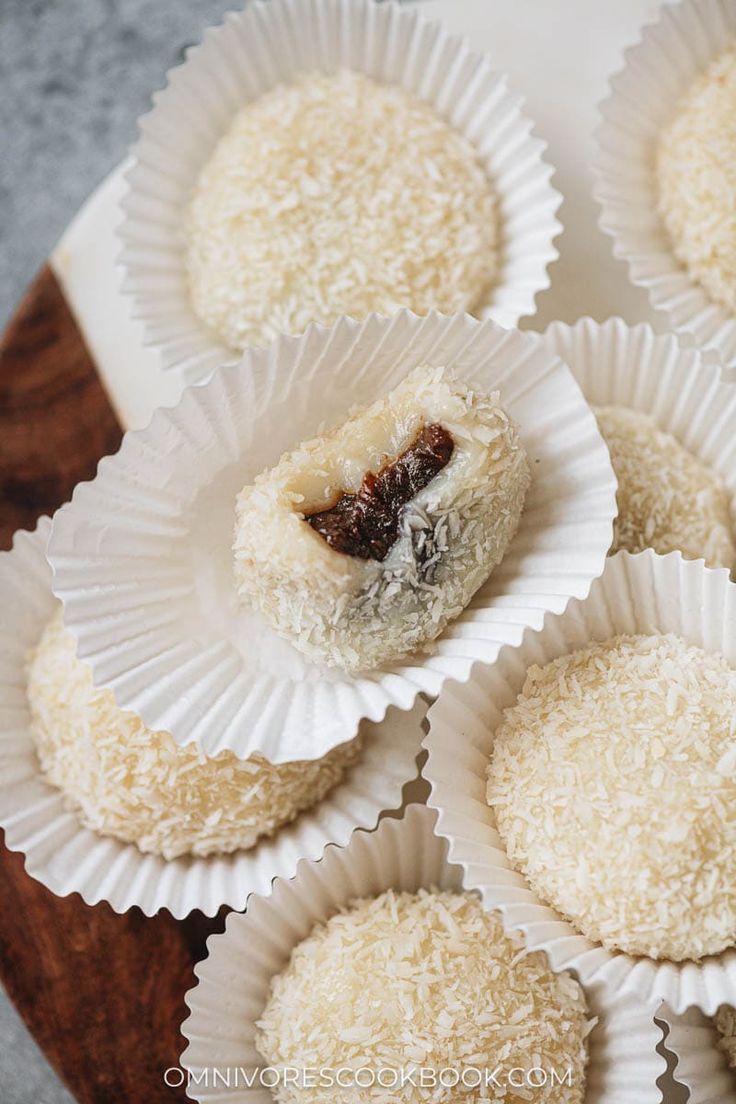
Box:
306;423;454;561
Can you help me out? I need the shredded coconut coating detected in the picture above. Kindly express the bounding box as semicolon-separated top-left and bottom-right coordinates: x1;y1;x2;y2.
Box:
657;46;736;315
594;405;735;569
715;1006;736;1070
256;889;590;1103
487;634;736;961
185;69;497;351
233;366;530;672
27;609;361;860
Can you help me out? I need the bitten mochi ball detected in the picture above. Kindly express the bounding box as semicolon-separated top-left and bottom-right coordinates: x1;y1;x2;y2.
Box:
595;405;735;569
186;69;498;351
657;46;736;315
487;634;736;961
27;609;361;860
233;366;530;672
256;889;590;1104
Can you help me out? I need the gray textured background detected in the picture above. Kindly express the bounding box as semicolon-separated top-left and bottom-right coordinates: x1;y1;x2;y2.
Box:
0;3;234;1099
1;0;230;330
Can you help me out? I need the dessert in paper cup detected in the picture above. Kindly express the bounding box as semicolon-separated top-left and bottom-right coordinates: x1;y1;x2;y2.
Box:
119;0;561;381
664;1005;736;1102
425;549;736;1014
594;0;736;370
0;518;421;918
542;316;736;569
180;804;665;1103
47;311;616;764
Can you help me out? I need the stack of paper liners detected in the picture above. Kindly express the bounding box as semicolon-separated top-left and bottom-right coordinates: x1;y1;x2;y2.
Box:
233;367;530;671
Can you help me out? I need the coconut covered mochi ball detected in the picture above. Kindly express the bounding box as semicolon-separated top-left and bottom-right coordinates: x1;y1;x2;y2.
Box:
256;888;590;1104
487;634;736;961
657;46;736;315
594;405;735;569
27;609;361;860
186;69;498;351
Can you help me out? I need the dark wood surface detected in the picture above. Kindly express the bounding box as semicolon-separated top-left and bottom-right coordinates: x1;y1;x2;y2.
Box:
0;265;224;1103
0;265;123;546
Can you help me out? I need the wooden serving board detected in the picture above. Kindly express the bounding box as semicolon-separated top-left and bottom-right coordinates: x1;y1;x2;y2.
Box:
0;265;223;1103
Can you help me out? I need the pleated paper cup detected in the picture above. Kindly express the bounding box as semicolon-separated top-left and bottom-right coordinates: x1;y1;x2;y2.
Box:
180;804;665;1104
0;519;422;918
48;310;616;764
425;549;736;1014
119;0;561;381
542;315;736;548
594;0;736;371
663;1006;736;1103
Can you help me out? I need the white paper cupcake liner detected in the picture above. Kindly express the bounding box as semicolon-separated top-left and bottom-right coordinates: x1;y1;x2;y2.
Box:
0;519;422;918
594;0;736;371
48;310;616;764
542;315;736;525
180;804;665;1103
119;0;561;381
424;548;736;1015
663;1006;736;1103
